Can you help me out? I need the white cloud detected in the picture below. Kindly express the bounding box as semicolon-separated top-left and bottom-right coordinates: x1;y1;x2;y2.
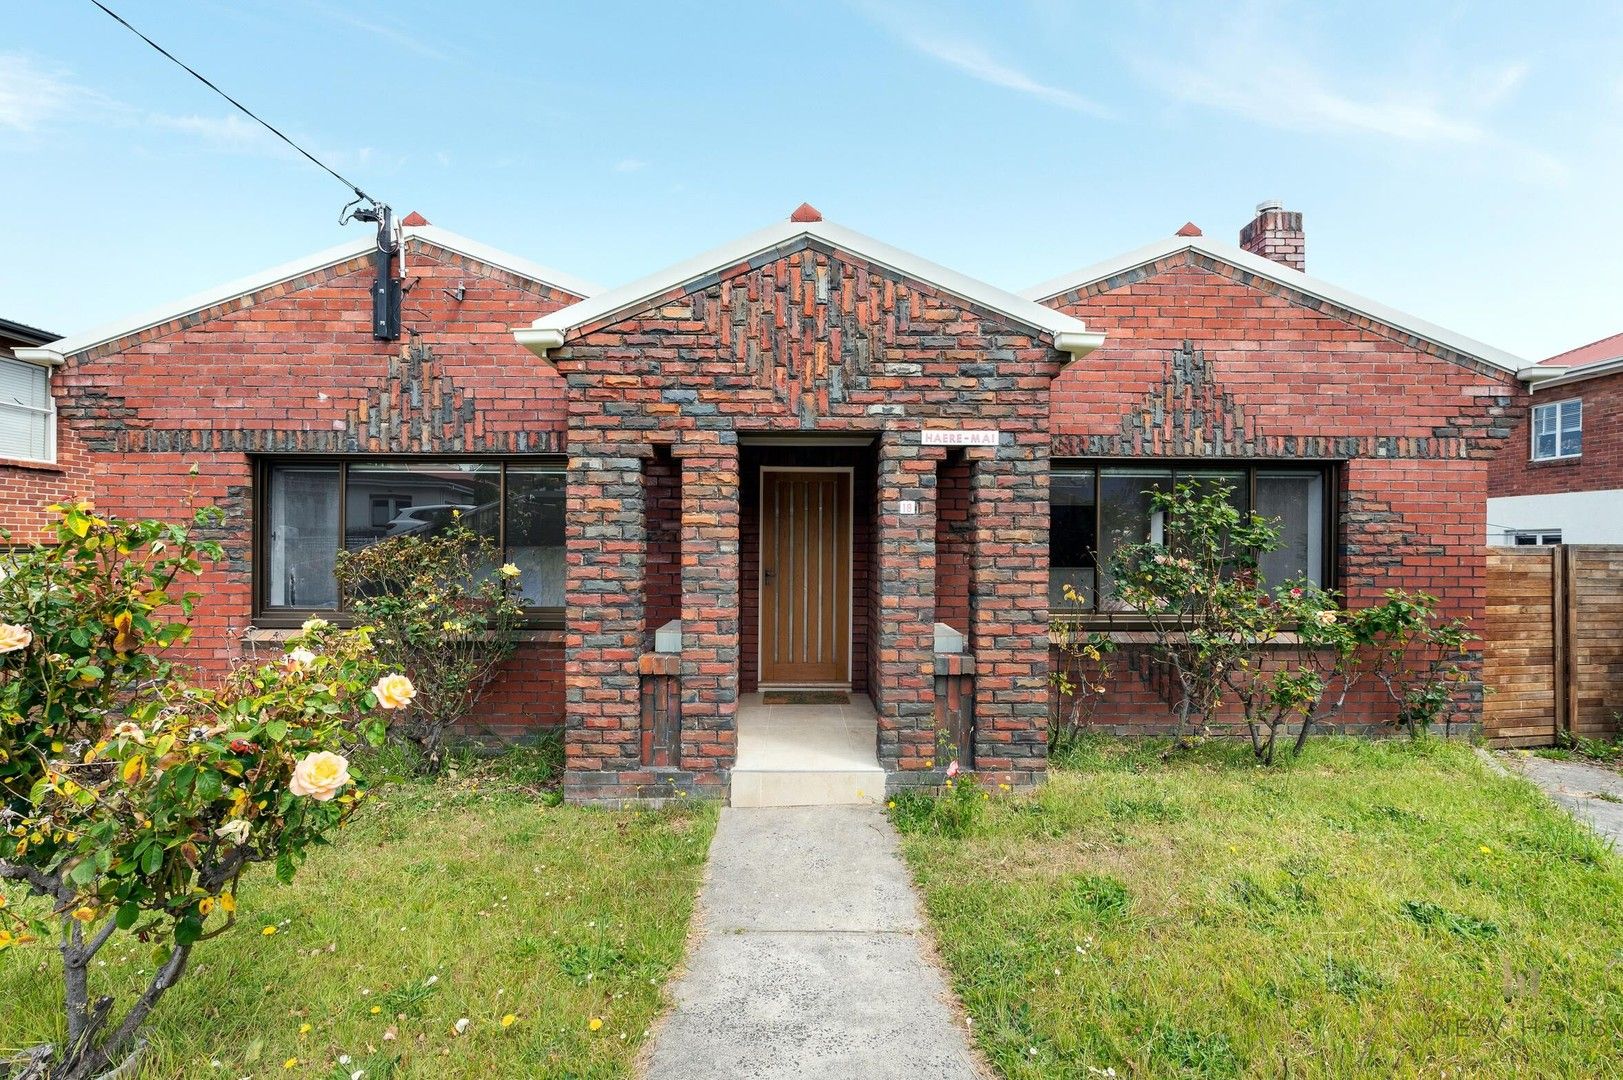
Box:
853;3;1111;119
0;53;106;131
1131;5;1564;182
903;35;1113;118
300;2;453;62
613;158;647;173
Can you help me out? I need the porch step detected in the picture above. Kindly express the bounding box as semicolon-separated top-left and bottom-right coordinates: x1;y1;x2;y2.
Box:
729;765;886;808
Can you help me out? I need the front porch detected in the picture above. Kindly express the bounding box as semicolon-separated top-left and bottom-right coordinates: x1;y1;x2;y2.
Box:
518;212;1098;804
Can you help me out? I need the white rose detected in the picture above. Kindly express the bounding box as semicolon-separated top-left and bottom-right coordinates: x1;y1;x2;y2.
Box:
372;673;416;710
111;721;147;745
0;623;32;654
215;818;252;845
285;647;317;670
289;751;351;802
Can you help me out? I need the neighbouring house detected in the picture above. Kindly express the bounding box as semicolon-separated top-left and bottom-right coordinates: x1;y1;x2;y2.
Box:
1;201;1523;804
1488;331;1623;545
0;317;70;501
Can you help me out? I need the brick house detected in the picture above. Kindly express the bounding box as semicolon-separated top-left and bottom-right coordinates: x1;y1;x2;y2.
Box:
4;202;1523;804
1488;332;1623;545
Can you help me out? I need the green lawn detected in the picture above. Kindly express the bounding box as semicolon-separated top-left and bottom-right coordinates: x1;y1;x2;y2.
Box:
895;738;1623;1079
1;772;717;1079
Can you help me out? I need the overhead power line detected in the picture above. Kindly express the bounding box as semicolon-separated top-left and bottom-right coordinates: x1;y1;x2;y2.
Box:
88;0;380;207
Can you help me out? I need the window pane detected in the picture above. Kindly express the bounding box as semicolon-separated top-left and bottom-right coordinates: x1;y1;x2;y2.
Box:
504;466;565;607
0;359;50;460
1535;431;1557;459
1098;468;1171;610
1559;402;1581;456
344;462;500;555
267;465;339;608
1533;405;1554;435
1256;471;1324;586
1181;469;1249;516
1049;471;1096;609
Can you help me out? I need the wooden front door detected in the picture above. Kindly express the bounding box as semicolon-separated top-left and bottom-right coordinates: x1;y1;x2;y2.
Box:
760;469;852;686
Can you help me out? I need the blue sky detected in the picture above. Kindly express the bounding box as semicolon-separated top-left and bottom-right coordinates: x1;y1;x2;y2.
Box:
2;1;1619;360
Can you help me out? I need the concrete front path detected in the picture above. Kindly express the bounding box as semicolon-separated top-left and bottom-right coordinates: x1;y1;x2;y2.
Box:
1501;752;1623;848
641;805;984;1079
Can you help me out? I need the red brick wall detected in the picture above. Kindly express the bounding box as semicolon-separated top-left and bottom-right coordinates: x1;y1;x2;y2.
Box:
1;237;581;733
1041;255;1518;730
1489;372;1623;497
644;452;683;632
934;454;972;632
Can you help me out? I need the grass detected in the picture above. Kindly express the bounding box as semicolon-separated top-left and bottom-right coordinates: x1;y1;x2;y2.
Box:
894;737;1623;1079
1534;732;1623;771
0;757;717;1079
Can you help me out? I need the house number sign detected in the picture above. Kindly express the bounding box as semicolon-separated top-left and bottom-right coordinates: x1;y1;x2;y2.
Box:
921;429;999;447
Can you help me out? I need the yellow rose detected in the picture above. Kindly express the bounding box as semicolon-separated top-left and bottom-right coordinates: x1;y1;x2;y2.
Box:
499;563;521;579
289;751;351;802
372;673;416;711
0;623;32;654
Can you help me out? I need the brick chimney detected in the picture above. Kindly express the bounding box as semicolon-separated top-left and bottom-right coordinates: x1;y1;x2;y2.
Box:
1238;200;1305;273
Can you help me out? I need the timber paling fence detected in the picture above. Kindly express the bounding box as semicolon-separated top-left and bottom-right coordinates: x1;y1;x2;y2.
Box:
1484;545;1623;747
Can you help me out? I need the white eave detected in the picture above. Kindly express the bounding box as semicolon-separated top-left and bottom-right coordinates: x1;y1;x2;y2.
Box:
27;224;599;363
515;217;1105;362
1517;355;1623;391
1022;234;1526;373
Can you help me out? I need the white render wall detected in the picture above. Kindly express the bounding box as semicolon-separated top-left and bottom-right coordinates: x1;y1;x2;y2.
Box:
1487;489;1623;545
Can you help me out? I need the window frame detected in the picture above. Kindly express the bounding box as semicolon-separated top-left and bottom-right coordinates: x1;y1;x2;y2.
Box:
1050;459;1341;623
252;455;567;630
1530;398;1582;461
0;355;56;464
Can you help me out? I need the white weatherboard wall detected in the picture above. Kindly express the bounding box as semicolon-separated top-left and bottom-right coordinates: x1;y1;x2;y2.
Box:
1487;490;1623;545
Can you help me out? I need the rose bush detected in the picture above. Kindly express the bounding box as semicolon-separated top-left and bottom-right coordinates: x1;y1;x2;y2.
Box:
333;520;521;773
0;503;408;1080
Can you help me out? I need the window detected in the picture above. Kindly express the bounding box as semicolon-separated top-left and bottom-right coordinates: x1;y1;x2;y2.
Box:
1510;531;1561;546
1531;399;1581;461
1051;462;1334;614
0;356;54;462
258;459;564;623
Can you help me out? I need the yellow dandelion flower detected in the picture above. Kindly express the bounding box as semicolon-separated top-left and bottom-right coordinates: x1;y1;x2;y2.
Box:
501;1013;517;1028
298;1022;311;1035
261;925;277;936
1479;845;1493;855
588;1017;604;1032
282;1058;298;1069
370;1005;382;1015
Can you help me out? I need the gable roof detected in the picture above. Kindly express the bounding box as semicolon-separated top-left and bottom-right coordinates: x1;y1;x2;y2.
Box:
0;317;58;348
17;223;601;366
1516;331;1623;392
1022;233;1525;373
1543;330;1623;370
515;216;1105;361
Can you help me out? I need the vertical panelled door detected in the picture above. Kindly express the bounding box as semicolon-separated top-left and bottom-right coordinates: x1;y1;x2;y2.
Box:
759;470;852;686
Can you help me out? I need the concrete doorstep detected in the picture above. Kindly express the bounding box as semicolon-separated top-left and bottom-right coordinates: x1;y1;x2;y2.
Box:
640;805;985;1080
